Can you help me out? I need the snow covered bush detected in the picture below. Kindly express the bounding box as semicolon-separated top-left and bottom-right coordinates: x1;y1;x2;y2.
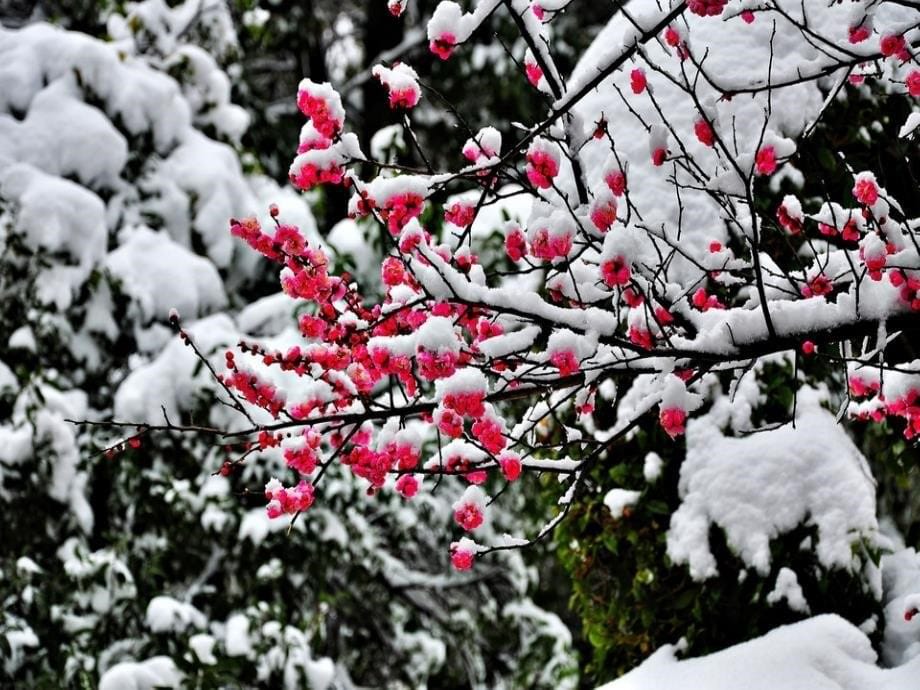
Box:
0;2;576;688
88;0;920;685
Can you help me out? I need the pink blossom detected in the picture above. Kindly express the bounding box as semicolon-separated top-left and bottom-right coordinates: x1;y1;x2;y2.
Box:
601;256;631;287
531;2;544;20
443;391;486;418
389;87;419;109
590;197;618;232
289;161;345;191
659;407;687;439
741;10;755;24
691;287;724;311
628;325;653;350
451;542;476;570
664;26;681;47
436;407;465;438
801;341;816;356
454;502;484;531
274;224;306;256
655;306;674;325
505;227;527;261
395;474;419;498
297;83;344;138
802;274;833;298
623;287;643;307
472;417;506;454
418;349;459;380
694;119;715;147
499;452;522;481
284;446;318;475
651;147;668;167
381;256;406;286
841;220;862;242
852;175;879;206
630;68;647;94
526;147;560;189
445;202;476;227
525;61;543;88
776;202;803;234
550;350;580;376
265;479;315;518
755;146;777;175
880;34;907;60
848;25;870;44
605;170;627;196
908;71;920;97
430;33;456;60
529;228;572;261
687;0;726;17
381;193;425;235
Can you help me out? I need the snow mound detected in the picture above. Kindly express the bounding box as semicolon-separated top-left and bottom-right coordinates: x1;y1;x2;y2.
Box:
668;390;877;579
106;227;227;322
598;614;920;690
98;656;183;690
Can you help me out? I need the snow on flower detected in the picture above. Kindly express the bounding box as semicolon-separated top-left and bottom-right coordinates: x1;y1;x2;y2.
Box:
852;171;880;206
265;478;315;518
296;79;345;138
450;537;478;571
436;367;488;417
372;63;421;110
525;137;561;189
453;485;487;531
428;1;466;60
590;192;618;233
462;126;501;162
524;49;544;88
658;375;700;439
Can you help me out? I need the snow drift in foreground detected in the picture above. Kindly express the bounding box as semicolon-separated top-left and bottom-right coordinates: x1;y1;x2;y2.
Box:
598;614;920;690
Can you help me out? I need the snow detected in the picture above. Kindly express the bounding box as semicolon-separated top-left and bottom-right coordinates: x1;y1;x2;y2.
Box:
98;656;183;690
189;633;218;665
667;389;878;579
2;625;38;675
224;613;254;657
145;595;206;633
603;488;641;519
106;227;228;323
114;314;239;424
598;615;920;690
0;163;107;309
477;325;541;359
435;367;489;398
642;452;663;483
766;567;810;614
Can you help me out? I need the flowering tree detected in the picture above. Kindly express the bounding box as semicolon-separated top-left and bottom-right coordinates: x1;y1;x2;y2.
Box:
138;0;919;563
87;0;920;683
